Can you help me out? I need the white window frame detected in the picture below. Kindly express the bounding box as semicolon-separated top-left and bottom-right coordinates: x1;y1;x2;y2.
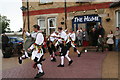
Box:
116;10;120;27
38;19;46;33
48;18;56;35
39;0;53;4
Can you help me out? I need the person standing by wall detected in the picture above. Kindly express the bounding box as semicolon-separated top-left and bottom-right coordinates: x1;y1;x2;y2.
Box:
106;30;114;51
96;35;105;52
82;28;89;47
114;27;120;52
97;24;105;37
89;28;98;46
76;27;83;47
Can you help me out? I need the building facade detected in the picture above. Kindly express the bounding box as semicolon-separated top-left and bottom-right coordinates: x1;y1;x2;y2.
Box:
22;1;120;36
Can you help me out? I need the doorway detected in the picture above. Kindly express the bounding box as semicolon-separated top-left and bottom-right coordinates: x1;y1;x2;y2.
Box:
86;22;98;35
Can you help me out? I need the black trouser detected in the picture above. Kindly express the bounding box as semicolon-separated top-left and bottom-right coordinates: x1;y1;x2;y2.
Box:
108;44;113;51
92;39;98;46
96;44;104;52
59;43;69;56
42;46;46;53
33;55;44;69
47;41;56;55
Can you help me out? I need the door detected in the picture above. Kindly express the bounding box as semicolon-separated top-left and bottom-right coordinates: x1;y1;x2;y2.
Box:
86;22;97;35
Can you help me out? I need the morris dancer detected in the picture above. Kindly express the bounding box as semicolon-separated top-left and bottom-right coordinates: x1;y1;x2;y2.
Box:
27;25;45;78
46;31;59;62
56;27;73;67
19;25;45;78
18;25;46;64
18;26;38;64
67;29;81;57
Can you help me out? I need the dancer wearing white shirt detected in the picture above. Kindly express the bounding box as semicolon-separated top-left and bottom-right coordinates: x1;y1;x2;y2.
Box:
57;27;73;67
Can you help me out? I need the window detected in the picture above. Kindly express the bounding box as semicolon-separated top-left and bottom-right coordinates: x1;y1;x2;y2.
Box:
40;0;53;4
48;18;56;34
38;19;46;33
116;11;120;27
10;38;16;42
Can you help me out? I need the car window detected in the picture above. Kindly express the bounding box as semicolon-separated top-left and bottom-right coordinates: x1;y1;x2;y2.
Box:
17;37;23;41
10;38;16;42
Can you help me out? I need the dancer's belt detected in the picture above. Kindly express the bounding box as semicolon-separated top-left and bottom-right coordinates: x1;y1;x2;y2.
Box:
33;43;42;53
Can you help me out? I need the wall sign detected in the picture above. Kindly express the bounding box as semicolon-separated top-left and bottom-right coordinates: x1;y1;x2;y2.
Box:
72;15;101;23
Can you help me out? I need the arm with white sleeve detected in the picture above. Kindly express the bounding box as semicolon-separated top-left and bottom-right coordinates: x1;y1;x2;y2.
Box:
25;32;31;37
70;33;76;41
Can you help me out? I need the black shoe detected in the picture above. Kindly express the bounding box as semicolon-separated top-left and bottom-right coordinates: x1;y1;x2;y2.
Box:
53;57;56;62
51;57;56;62
78;53;81;57
34;72;45;79
68;60;73;66
18;57;22;64
57;64;64;67
34;73;39;79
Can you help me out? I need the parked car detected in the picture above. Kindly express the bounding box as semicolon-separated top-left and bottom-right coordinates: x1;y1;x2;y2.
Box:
9;37;24;45
8;37;24;54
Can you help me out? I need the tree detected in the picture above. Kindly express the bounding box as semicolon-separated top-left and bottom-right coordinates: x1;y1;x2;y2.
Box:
0;15;10;34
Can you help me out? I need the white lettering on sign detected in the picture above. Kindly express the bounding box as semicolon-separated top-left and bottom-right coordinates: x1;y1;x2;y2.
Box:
84;16;99;22
73;15;100;23
74;17;83;22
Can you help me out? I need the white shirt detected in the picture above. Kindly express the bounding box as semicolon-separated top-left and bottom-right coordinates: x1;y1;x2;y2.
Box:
59;30;67;41
50;32;59;42
77;29;82;34
30;32;44;50
26;31;37;39
69;32;76;41
107;34;114;44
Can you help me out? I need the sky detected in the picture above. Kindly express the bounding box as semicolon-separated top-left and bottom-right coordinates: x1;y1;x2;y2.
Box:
0;0;23;31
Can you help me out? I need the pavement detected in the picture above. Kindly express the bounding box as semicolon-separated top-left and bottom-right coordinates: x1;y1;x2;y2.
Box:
1;47;119;79
102;51;118;78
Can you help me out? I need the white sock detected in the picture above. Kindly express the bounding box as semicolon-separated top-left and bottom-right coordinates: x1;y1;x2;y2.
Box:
37;64;43;73
61;56;64;65
59;48;61;52
85;49;87;52
53;52;55;57
65;51;71;61
25;51;29;58
51;58;53;60
20;57;22;60
50;55;53;60
71;42;75;47
77;50;80;54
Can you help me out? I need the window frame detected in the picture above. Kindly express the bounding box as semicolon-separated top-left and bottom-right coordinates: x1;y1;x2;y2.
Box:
116;10;120;27
48;17;56;35
39;0;53;4
38;19;47;34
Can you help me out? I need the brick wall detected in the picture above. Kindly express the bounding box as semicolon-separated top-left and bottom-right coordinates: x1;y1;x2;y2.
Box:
22;2;119;36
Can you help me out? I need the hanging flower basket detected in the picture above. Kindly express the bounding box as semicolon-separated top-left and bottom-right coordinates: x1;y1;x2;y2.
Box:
106;18;111;22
